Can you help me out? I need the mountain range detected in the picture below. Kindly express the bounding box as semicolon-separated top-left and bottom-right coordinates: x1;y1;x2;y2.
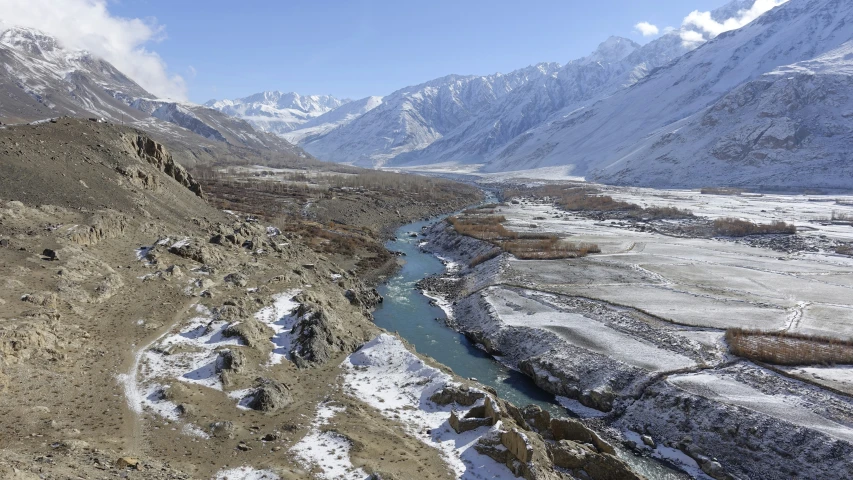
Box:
204;0;853;189
2;0;852;189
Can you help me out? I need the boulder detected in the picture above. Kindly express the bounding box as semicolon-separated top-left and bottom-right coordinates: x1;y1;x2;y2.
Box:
116;457;139;469
248;379;293;412
550;418;615;455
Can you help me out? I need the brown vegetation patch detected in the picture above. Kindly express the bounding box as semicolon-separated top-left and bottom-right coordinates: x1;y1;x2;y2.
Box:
448;215;600;265
713;217;797;236
726;329;853;365
503;185;693;220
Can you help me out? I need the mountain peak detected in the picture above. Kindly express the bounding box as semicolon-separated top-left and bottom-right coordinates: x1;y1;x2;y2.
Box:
587;36;641;63
0;26;62;57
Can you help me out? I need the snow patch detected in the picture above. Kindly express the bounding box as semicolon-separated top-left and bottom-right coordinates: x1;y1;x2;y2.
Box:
342;334;518;479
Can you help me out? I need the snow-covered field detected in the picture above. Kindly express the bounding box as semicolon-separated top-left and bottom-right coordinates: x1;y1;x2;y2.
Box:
668;371;853;443
497;197;853;337
290;402;369;480
484;288;696;372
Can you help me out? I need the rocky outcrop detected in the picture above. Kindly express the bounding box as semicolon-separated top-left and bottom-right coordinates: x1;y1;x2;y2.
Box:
429;384;485;407
247;378;293;413
433;385;641;480
67;212;128;246
223;318;272;349
289;303;368;368
168;238;224;265
125;134;203;198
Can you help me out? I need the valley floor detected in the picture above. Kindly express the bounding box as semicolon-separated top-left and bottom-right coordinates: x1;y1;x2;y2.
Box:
419;183;853;479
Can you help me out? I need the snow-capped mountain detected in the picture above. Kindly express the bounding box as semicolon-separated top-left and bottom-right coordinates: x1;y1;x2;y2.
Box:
291;1;749;169
388;34;691;167
593;38;853;189
0;27;306;159
299;67;566;167
282;95;383;144
205;91;348;135
478;0;853;189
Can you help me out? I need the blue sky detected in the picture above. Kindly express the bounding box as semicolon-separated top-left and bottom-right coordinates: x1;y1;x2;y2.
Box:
108;0;731;102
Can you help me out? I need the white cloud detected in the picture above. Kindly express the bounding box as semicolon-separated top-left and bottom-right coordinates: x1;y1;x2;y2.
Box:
679;30;707;48
0;0;187;100
680;0;788;46
634;21;660;37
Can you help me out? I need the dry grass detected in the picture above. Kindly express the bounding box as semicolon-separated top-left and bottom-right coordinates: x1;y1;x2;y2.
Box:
469;248;502;267
449;215;600;262
713;217;797;236
727;329;853;366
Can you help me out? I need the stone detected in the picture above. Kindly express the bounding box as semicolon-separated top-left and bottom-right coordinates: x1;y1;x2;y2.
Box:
209;421;235;439
224;272;248;287
641;434;655;448
248;379;293;413
0;239;9;248
42;248;58;261
116;457;139;469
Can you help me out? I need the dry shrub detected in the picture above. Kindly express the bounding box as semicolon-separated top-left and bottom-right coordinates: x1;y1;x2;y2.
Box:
504;185;693;220
832;211;853;222
450;215;599;261
727;329;853;365
469;248;502;267
713;217;797;236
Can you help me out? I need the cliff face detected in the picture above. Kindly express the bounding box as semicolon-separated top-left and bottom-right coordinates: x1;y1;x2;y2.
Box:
126;134;204;198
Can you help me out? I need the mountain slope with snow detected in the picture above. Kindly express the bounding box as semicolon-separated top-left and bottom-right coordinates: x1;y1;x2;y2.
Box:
593;39;853;189
298;68;561;167
0;27;307;159
479;0;853;189
282;95;384;144
389;34;691;167
205;91;349;135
